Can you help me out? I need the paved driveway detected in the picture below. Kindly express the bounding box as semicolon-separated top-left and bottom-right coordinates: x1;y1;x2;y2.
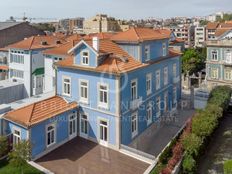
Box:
36;137;149;174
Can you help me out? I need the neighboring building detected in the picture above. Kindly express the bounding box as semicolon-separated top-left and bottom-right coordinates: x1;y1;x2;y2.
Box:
7;35;66;97
169;24;195;48
0;22;45;48
206;29;232;88
195;26;206;47
83;14;120;34
0;27;181;160
0;48;9;80
58;18;85;33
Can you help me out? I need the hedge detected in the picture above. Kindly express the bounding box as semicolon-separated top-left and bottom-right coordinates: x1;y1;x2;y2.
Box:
224;160;232;174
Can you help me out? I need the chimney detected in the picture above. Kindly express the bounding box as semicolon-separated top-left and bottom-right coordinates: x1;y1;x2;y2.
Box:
92;37;99;52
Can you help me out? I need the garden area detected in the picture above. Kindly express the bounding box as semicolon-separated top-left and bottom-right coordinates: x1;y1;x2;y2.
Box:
150;86;232;174
0;137;42;174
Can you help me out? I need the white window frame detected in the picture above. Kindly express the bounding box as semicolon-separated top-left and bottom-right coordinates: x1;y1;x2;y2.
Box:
144;45;150;60
156;97;161;118
162;42;167;57
225;51;232;64
146;73;152;96
62;76;71;97
224;69;232;80
79;79;89;104
81;50;89;65
173;63;177;78
211;50;218;61
131;112;138;138
211;68;219;79
46;123;56;148
147;102;152;126
131;79;138;100
164;67;168;86
98;83;109;109
13;127;21;145
156;70;161;90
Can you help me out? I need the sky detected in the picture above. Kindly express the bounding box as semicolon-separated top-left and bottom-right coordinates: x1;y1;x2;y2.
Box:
0;0;231;21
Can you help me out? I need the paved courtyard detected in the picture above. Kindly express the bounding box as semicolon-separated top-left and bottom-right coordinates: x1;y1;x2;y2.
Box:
129;108;195;157
36;137;149;174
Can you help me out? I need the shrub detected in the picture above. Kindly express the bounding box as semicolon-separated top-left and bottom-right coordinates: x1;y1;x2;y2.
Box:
0;136;8;157
161;166;172;174
182;154;196;174
182;133;202;157
224;160;232;174
159;138;177;164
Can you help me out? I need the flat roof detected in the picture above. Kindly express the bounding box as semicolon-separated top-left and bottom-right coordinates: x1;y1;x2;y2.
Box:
0;80;23;89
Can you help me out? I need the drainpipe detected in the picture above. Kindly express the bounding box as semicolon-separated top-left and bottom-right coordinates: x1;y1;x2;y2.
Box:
116;74;121;150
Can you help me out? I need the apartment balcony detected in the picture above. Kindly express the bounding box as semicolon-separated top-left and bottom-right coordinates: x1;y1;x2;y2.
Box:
173;76;180;84
130;97;143;110
206;40;232;47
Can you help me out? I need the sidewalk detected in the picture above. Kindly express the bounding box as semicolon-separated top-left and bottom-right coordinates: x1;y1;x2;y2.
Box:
129;108;195;157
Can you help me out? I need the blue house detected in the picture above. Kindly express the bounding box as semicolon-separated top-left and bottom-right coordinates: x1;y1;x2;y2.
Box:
0;28;181;159
55;28;181;149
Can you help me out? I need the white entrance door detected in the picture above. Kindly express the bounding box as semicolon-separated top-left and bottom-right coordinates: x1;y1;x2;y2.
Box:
80;114;88;138
69;113;77;139
99;120;108;146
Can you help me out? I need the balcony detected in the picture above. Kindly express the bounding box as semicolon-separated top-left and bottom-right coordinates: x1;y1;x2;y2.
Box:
130;97;142;110
206;40;232;47
173;76;180;83
222;60;232;66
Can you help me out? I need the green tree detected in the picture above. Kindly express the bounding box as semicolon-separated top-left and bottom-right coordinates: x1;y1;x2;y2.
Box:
182;133;202;157
9;140;31;174
0;136;8;157
181;48;206;75
224;160;232;174
182;154;196;174
34;23;56;32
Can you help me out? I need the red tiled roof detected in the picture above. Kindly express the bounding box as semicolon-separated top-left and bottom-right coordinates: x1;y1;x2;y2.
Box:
66;34;83;41
215;28;232;37
7;35;66;50
4;96;77;127
0;65;8;71
43;40;80;56
111;27;169;42
83;33;115;40
206;22;220;30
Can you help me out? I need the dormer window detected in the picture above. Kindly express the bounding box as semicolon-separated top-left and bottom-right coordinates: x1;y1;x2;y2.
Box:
82;51;89;65
145;45;150;60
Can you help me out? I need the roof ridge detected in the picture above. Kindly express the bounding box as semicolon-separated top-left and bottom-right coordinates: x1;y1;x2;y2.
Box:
28;103;36;125
29;36;35;49
132;27;140;40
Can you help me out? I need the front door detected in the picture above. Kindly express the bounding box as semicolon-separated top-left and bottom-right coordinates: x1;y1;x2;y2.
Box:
80;114;88;138
99;120;108;146
69;113;77;139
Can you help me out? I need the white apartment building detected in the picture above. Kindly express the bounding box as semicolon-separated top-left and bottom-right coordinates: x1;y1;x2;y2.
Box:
195;26;206;47
7;35;66;97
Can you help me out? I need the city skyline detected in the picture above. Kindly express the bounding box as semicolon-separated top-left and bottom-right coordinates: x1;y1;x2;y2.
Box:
0;0;231;21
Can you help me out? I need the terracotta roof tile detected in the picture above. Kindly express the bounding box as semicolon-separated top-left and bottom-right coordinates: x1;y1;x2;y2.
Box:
0;65;8;71
83;33;115;40
4;96;77;127
215;28;232;37
206;22;220;30
7;35;66;50
111;27;169;43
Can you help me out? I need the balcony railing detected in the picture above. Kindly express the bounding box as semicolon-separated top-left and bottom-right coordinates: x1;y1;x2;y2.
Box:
130;97;142;110
206;40;232;47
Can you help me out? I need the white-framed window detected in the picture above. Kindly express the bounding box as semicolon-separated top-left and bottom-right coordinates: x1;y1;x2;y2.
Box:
10;52;24;64
62;76;71;96
98;84;109;108
225;51;232;64
146;102;152;125
173;87;177;109
156;97;161;117
131;112;138;138
131;79;137;100
173;63;177;78
211;50;218;61
13;128;21;145
162;42;167;56
164;67;168;86
211;68;219;79
156;70;161;90
79;80;89;103
81;51;89;65
10;69;24;79
46;124;56;147
224;69;232;80
145;45;150;60
146;73;152;95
